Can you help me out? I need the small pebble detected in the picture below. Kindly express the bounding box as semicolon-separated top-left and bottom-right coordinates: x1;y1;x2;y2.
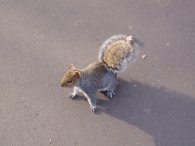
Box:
141;54;147;59
49;138;52;144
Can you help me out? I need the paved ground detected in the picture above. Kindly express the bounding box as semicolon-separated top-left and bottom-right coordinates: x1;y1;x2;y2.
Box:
0;0;195;146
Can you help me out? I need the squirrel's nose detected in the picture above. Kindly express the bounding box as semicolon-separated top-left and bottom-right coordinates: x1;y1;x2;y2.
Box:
60;81;65;87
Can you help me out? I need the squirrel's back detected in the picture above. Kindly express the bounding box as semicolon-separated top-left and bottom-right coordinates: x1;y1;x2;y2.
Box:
98;35;138;73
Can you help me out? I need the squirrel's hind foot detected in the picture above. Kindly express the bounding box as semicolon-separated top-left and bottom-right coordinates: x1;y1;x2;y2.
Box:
100;90;116;99
106;91;116;99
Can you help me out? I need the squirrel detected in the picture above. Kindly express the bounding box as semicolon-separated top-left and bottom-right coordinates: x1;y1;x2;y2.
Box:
60;35;138;112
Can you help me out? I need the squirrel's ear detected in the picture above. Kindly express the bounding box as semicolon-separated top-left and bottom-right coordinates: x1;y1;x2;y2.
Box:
68;64;75;70
74;71;81;79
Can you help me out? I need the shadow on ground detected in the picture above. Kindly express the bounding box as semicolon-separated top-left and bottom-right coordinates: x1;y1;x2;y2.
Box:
97;78;195;146
69;78;195;146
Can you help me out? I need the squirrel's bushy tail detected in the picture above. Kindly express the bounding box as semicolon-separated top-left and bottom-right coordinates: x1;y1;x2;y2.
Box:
98;35;138;73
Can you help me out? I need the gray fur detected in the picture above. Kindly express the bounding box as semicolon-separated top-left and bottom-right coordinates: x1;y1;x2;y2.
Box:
67;35;139;112
70;61;117;112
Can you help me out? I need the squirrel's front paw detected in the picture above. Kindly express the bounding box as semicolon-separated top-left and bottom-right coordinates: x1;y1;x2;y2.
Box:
90;106;96;112
68;93;77;99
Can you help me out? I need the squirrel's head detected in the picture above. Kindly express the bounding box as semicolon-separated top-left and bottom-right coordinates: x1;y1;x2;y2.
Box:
60;64;81;87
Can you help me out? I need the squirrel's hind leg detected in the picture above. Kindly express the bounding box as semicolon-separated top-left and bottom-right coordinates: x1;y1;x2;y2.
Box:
106;80;118;99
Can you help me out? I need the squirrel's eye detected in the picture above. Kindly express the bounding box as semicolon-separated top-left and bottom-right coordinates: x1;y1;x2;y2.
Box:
67;80;73;84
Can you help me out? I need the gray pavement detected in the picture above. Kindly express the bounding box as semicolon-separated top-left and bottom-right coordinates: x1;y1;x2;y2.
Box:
0;0;195;146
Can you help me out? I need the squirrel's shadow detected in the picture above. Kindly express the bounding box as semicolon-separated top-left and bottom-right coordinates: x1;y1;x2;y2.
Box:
97;78;195;146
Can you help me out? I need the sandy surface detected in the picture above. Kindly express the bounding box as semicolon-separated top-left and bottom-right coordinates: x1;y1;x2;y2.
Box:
0;0;195;146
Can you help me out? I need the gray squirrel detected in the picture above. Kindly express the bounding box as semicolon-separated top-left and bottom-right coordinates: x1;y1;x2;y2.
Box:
60;35;139;112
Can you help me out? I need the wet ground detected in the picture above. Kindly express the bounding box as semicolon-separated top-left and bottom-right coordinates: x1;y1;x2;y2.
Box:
0;0;195;146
